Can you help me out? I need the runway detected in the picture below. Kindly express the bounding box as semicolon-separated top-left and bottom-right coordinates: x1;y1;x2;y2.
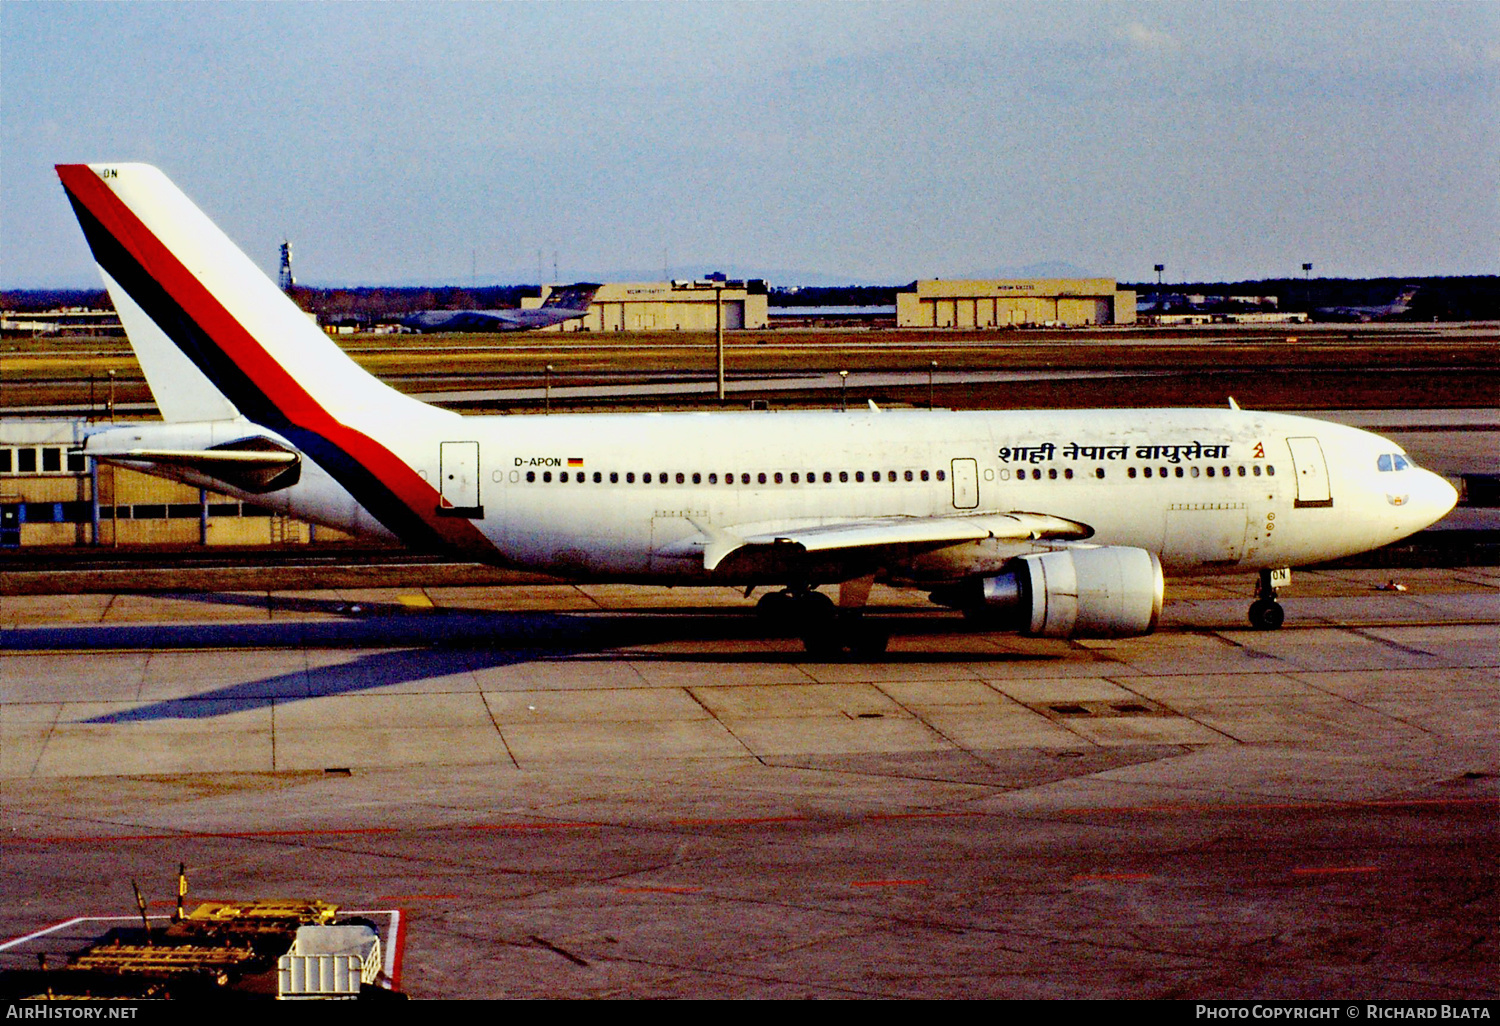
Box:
2;569;1496;998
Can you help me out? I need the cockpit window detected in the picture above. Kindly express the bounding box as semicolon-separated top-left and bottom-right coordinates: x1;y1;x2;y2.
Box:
1377;454;1411;472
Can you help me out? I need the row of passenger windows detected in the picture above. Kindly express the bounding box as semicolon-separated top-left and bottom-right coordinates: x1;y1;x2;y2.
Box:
525;468;949;485
519;464;1277;485
1009;464;1276;481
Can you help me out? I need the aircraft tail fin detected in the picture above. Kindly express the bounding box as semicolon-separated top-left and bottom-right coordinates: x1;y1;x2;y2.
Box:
55;163;415;426
540;282;602;311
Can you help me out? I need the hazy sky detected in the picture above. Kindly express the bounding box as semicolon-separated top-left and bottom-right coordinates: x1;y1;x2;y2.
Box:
3;1;1496;287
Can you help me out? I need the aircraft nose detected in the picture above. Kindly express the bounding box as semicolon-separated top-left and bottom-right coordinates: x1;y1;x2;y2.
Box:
1410;469;1459;529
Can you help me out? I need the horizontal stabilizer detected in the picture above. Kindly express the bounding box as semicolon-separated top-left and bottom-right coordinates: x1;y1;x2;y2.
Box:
85;436;302;494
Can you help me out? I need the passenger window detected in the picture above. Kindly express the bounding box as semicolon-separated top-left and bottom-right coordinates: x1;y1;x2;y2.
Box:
593;472;602;483
1143;467;1151;478
1190;466;1199;478
527;471;536;483
855;471;865;482
1174;467;1184;478
610;472;619;483
643;472;652;484
1064;468;1073;480
936;470;946;481
1048;468;1057;480
708;473;717;484
774;472;783;484
823;472;832;483
1222;466;1231;477
839;471;849;483
905;470;913;482
1158;467;1167;478
660;472;668;483
1206;466;1215;478
543;471;552;482
627;472;635;483
1095;468;1106;479
677;472;686;484
692;472;701;484
1267;465;1275;476
1128;466;1137;479
1237;466;1246;477
757;473;767;485
920;470;929;481
741;473;751;485
560;471;569;483
1253;465;1262;476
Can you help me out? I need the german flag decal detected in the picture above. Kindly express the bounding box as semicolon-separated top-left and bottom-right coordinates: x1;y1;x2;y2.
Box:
568;457;584;467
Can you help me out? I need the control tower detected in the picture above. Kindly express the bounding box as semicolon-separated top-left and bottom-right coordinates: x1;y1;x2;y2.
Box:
278;240;296;291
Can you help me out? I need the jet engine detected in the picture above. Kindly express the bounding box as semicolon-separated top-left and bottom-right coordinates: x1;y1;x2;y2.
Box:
930;546;1164;638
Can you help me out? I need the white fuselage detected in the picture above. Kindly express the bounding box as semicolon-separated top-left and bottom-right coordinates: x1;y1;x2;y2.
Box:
113;405;1456;586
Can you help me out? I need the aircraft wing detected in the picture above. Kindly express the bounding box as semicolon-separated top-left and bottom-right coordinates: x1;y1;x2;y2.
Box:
662;512;1093;572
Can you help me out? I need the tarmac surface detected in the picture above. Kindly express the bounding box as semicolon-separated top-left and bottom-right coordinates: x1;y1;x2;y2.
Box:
1;569;1496;998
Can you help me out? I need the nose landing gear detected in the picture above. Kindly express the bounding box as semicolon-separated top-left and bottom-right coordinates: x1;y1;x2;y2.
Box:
1249;569;1286;630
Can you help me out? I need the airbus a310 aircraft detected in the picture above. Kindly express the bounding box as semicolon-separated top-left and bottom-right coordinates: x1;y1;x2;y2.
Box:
58;164;1457;654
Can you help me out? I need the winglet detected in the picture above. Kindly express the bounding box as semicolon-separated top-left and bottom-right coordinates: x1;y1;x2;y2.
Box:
1227;396;1241;410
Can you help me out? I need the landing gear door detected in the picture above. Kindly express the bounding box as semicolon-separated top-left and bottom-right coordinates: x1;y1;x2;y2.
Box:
1286;437;1333;508
438;441;483;517
951;458;979;509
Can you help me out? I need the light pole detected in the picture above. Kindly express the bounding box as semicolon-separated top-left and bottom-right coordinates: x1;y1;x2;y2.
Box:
714;282;725;402
1301;263;1312;312
672;277;742;404
544;364;553;414
928;360;937;410
107;369;116;423
839;369;848;411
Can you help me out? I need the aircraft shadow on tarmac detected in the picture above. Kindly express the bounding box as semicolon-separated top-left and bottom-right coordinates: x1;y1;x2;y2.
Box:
2;599;1056;725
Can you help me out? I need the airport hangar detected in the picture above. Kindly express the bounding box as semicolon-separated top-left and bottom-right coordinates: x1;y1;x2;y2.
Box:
517;277;1136;332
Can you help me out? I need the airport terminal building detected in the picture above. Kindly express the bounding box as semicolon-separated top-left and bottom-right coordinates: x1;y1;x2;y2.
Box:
896;279;1136;328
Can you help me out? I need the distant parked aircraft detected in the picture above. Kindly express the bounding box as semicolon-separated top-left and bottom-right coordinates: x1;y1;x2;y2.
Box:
401;282;602;332
1312;287;1419;323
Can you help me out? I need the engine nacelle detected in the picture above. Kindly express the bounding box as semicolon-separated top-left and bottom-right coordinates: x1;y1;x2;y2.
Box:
932;546;1164;638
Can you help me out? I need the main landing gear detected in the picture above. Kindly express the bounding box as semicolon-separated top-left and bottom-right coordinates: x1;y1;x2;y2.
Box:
1248;569;1286;630
756;586;890;657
